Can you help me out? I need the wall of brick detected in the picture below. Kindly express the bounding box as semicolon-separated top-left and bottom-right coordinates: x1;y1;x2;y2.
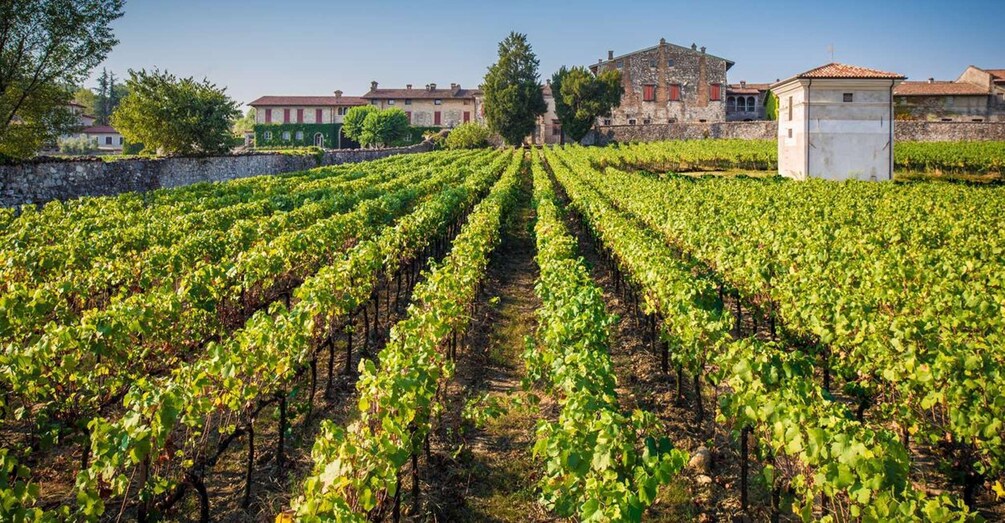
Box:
0;142;433;208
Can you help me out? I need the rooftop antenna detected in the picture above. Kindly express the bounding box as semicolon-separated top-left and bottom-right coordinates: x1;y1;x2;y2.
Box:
827;44;835;61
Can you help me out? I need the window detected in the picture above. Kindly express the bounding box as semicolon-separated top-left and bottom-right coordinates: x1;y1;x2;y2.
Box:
434;99;442;105
388;99;396;105
405;99;412;105
668;117;677;123
788;96;793;121
727;97;736;112
316;108;323;123
405;111;412;123
972;118;984;122
616;59;624;69
265;109;272;123
669;84;681;101
667;59;675;67
119;137;124;145
941;118;952;122
643;84;656;102
642;118;652;125
283;109;290;123
843;93;854;103
464;111;471;123
263;131;272;141
105;136;112;145
282;131;291;141
747;96;756;111
603;119;611;126
699;119;707;123
649;58;657;68
710;83;722;101
787;128;793;138
434;111;441;125
338;107;348;116
552;119;561;135
628;119;636;125
294;131;303;141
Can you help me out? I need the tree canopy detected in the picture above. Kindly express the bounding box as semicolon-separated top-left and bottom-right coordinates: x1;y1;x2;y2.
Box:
0;0;124;160
360;107;409;148
342;105;379;143
552;66;623;143
482;32;547;146
112;69;240;156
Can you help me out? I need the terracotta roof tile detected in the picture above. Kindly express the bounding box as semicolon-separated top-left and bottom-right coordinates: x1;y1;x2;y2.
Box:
796;62;904;79
894;81;989;96
248;96;367;107
987;69;1005;82
727;83;770;94
362;88;482;100
82;125;118;134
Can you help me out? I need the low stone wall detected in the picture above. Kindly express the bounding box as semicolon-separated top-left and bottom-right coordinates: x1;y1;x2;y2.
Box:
893;121;1005;142
0;142;433;208
589;121;777;144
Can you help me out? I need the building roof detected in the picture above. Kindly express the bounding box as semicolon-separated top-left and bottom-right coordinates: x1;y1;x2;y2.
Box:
793;62;905;80
987;69;1005;82
248;96;368;107
361;86;482;100
727;82;771;95
589;39;735;73
82;125;118;134
67;102;86;108
894;81;989;96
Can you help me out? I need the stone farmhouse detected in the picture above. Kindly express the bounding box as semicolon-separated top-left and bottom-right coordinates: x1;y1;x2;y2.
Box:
362;82;482;129
249;92;367;148
894;66;1005;122
725;81;771;121
589;38;733;125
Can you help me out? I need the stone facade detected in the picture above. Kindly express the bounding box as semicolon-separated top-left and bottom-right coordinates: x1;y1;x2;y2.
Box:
894;121;1005;141
1;142;433;208
589;38;733;125
726;82;770;121
893;67;1005;123
363;82;482;128
588;121;776;144
250;93;369;148
534;83;564;145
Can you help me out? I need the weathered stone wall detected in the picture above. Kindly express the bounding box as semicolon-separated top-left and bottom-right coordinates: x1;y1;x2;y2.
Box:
587;121;1005;144
894;95;990;122
588;121;776;144
0;142;433;208
894;121;1005;141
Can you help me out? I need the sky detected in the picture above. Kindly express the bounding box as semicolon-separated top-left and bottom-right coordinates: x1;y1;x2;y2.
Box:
90;0;1004;110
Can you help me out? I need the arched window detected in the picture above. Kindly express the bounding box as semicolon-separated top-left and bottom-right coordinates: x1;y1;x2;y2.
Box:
727;96;736;112
747;96;756;112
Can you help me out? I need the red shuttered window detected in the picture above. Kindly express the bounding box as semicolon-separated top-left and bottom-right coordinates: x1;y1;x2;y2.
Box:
434;111;441;126
710;83;722;101
283;109;290;123
669;84;681;101
463;111;470;123
265;109;272;123
297;109;303;123
642;84;656;102
405;111;412;124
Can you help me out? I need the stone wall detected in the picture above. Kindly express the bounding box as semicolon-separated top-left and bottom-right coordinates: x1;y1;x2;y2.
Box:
588;120;1005;144
588;121;777;144
894;121;1005;141
0;142;433;208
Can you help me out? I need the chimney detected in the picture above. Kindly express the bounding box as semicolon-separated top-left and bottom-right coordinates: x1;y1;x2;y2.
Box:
406;84;412;90
608;50;614;60
334;90;343;98
691;43;697;50
660;37;666;46
928;77;935;83
429;83;436;91
450;83;458;90
700;46;706;54
740;81;746;88
370;81;378;91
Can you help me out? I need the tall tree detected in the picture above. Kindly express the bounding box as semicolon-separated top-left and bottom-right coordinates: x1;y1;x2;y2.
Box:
73;86;97;116
341;105;379;143
113;69;240;155
0;0;124;160
360;107;409;148
552;66;623;143
482;32;546;146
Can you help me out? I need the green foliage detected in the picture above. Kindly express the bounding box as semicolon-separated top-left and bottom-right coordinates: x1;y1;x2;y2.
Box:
0;0;124;161
444;122;491;149
93;68;127;125
342;105;379;142
73;87;98;116
233;108;256;134
57;135;99;155
482;32;547;146
254;123;339;148
764;90;778;121
552;66;623;143
113;69;241;155
360;107;409;148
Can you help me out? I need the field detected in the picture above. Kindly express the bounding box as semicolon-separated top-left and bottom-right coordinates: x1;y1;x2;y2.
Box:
1;141;1003;522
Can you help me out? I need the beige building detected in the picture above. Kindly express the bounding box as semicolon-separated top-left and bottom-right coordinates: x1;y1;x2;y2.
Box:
81;125;125;151
248;92;367;148
362;82;482;128
533;82;564;145
773;63;904;181
894;66;1005;122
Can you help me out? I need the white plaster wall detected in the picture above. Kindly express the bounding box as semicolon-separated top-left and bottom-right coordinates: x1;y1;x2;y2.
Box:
775;83;807;180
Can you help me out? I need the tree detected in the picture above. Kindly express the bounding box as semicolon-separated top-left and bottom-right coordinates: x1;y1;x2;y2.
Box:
444;122;491;150
73;87;97;116
764;91;778;121
112;69;241;155
233;108;256;134
360;108;409;148
342;105;379;143
0;0;124;160
482;32;547;146
552;66;623;143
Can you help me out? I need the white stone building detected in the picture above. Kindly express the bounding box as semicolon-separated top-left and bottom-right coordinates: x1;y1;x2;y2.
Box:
772;63;904;181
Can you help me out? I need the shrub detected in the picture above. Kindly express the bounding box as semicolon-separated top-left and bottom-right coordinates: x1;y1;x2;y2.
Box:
58;135;99;155
444;122;492;150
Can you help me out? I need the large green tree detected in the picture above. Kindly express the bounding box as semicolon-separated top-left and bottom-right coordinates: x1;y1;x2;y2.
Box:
342;104;379;143
360;107;409;148
552;66;623;143
482;32;546;146
113;69;240;155
0;0;124;160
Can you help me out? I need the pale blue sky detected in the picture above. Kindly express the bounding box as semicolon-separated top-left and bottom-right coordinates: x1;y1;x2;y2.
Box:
90;0;1004;109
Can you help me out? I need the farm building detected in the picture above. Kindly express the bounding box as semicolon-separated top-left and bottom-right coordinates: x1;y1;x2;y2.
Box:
362;82;482;129
773;63;905;181
249;92;367;148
